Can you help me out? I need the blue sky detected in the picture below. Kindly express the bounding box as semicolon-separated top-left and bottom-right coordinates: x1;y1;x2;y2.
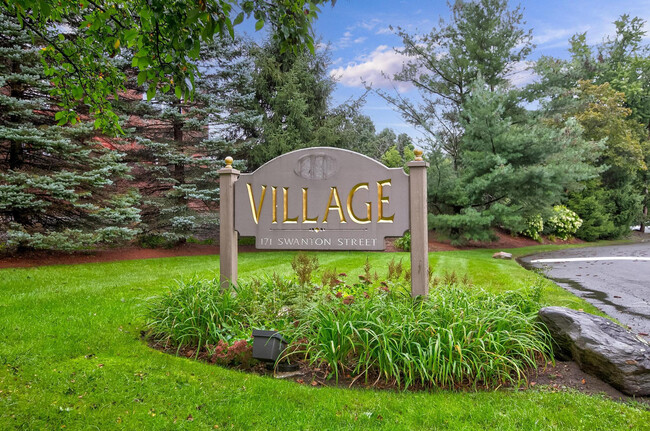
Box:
298;0;650;142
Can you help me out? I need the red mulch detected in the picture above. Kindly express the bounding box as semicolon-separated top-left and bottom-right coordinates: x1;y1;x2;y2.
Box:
149;338;647;405
0;244;227;269
425;228;582;252
0;229;584;269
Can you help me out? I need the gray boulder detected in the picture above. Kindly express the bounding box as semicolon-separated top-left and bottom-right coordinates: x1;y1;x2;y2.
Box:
538;306;650;396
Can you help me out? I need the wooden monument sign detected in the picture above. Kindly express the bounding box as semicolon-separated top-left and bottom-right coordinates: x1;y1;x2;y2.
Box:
219;147;429;296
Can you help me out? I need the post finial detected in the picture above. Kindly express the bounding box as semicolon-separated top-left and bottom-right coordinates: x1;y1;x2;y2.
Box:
414;149;423;161
225;156;233;168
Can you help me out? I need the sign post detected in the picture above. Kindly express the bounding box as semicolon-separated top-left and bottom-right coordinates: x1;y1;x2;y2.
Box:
407;150;429;297
218;157;239;289
219;147;430;296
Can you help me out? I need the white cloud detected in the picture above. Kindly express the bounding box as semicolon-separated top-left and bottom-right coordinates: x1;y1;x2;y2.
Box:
343;31;353;38
346;19;383;32
375;27;394;35
505;61;538;87
329;45;413;92
533;27;577;45
330;47;536;92
358;19;382;31
354;37;367;44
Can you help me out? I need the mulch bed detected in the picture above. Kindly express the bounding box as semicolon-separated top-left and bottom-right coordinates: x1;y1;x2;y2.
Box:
149;338;649;406
0;243;254;269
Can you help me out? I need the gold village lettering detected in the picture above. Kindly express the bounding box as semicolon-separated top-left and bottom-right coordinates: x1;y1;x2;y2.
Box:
244;180;395;225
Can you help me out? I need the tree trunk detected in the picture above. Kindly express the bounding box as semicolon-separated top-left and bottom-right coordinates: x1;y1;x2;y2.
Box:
9;77;28;226
172;103;186;201
172;103;187;245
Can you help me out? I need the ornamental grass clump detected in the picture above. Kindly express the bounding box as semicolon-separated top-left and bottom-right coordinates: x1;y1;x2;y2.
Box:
146;277;250;353
286;283;552;389
146;274;320;356
146;265;552;390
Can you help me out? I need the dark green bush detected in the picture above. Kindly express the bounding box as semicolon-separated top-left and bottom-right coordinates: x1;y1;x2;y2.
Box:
137;234;178;249
428;209;496;245
237;236;256;246
568;183;640;241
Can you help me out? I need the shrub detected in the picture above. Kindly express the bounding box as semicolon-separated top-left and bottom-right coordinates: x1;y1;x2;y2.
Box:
138;234;178;249
546;205;582;240
286;283;552;389
521;215;544;242
237;236;256;246
147;270;552;389
187;236;214;245
394;231;411;251
428;209;496;245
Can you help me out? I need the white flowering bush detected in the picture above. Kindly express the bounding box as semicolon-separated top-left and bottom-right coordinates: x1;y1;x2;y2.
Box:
547;205;582;240
522;215;544;242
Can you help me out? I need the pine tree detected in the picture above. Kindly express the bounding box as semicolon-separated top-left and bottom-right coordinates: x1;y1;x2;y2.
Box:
112;37;253;243
380;0;533;166
428;80;600;243
246;37;335;169
0;12;139;251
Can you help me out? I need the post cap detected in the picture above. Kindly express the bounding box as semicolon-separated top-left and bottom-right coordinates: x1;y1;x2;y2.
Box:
225;156;233;168
414;149;423;161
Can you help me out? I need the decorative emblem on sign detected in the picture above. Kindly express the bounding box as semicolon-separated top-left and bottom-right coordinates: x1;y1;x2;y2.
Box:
233;147;410;250
295;153;338;180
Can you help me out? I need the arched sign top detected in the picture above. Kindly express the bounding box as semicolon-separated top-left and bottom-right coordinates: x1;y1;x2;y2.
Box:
250;147;397;178
233;147;409;250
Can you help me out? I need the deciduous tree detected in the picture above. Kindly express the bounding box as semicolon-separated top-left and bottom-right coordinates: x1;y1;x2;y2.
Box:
1;0;335;133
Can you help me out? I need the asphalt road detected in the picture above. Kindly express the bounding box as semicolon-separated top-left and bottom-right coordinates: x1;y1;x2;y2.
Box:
520;242;650;335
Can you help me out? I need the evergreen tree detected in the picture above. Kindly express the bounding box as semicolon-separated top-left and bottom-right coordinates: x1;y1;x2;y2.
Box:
380;0;533;165
375;0;590;242
246;38;334;169
314;107;378;157
112;37;252;243
0;12;139;251
428;80;599;243
235;34;406;169
566;81;646;239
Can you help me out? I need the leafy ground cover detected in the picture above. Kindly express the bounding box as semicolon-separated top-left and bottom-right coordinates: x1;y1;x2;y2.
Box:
1;247;648;429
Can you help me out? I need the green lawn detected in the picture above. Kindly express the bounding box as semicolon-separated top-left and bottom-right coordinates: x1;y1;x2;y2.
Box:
1;248;648;430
